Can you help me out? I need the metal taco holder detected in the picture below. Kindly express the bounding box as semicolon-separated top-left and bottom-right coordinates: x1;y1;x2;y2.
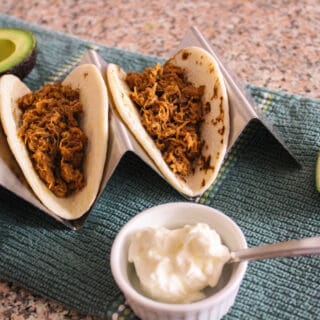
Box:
0;27;300;230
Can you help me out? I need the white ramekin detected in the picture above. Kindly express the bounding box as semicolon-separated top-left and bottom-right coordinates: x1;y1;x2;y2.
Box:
111;202;247;320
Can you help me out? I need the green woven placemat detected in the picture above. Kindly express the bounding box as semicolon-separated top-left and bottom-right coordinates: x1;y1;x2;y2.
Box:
0;14;319;320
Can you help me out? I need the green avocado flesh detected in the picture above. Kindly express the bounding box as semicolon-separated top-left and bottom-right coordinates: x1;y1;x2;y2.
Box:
0;28;37;79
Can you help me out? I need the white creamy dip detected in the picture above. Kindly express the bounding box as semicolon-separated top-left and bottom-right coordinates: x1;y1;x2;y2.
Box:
128;223;230;303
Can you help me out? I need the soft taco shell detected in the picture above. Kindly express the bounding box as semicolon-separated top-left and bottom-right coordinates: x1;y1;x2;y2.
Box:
0;64;109;220
106;47;229;197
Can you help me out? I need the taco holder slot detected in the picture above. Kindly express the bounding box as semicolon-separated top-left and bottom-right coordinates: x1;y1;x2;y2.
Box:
0;27;299;229
93;51;161;197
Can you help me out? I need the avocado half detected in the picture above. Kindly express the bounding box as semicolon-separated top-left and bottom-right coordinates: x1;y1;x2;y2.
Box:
0;28;37;79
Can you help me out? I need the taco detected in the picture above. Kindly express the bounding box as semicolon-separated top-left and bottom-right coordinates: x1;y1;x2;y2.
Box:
0;64;109;220
106;47;229;197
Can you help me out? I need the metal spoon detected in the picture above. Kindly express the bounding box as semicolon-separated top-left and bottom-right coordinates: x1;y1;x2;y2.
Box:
229;237;320;263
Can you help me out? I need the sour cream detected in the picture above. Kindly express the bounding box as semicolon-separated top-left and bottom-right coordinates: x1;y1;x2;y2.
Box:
128;223;230;303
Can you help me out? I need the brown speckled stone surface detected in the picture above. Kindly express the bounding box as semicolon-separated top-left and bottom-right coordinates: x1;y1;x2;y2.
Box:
0;0;319;319
2;0;320;99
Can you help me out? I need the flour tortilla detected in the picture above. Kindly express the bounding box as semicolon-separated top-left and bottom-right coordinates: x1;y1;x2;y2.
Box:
106;47;229;197
0;64;109;220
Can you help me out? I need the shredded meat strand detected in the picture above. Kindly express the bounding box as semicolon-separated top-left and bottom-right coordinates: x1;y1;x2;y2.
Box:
126;62;207;176
17;82;87;197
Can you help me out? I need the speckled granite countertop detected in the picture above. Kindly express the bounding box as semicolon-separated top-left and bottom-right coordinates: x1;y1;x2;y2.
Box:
0;0;319;319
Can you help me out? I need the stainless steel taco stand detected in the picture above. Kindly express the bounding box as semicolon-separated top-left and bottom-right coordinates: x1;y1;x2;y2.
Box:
0;27;300;229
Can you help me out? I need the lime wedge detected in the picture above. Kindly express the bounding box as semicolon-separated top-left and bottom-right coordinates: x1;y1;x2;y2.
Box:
316;152;320;192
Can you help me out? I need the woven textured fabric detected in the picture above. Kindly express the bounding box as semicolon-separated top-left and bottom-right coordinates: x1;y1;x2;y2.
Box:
0;14;319;320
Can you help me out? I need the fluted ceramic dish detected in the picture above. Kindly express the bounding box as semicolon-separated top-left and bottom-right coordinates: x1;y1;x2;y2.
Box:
110;202;248;320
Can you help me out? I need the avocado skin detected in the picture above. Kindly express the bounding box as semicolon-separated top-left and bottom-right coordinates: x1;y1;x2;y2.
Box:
0;45;37;79
0;28;37;79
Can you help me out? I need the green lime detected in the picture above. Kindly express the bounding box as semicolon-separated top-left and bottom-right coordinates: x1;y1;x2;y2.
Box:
316;152;320;192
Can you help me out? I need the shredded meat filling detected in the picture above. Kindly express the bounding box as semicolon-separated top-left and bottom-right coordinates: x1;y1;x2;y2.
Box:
126;62;207;176
17;82;87;197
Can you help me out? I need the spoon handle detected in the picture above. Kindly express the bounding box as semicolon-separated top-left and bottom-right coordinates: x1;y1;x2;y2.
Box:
230;237;320;263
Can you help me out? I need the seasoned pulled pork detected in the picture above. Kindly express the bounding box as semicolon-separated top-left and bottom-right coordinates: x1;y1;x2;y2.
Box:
126;62;207;176
17;82;87;197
